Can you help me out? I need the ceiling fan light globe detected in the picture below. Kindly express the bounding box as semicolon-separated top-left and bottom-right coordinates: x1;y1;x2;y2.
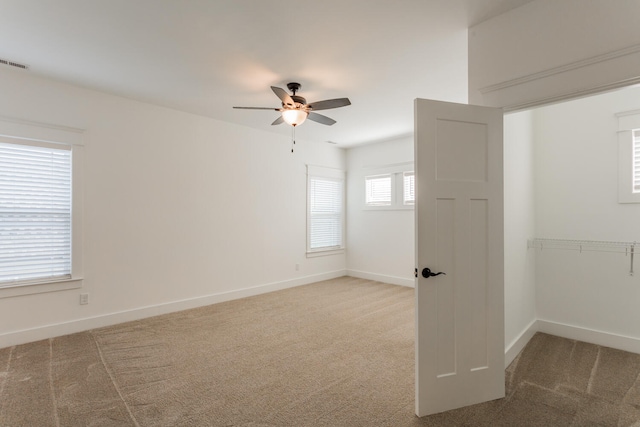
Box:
282;109;308;126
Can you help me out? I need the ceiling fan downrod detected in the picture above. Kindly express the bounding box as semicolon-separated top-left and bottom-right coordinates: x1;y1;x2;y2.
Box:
287;82;301;95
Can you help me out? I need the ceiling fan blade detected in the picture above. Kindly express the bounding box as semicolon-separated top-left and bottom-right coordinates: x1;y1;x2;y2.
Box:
308;112;336;126
271;86;295;108
307;98;351;111
271;116;284;126
233;106;281;110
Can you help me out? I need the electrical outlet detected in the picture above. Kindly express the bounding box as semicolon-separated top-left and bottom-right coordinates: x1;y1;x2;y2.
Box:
79;293;89;305
295;263;300;271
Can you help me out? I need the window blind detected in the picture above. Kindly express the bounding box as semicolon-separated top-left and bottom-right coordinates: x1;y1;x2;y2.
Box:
634;129;640;193
365;174;392;206
309;175;343;250
403;171;415;205
0;142;72;285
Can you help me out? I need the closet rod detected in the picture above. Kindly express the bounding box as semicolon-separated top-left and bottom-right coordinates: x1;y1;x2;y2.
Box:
527;238;637;275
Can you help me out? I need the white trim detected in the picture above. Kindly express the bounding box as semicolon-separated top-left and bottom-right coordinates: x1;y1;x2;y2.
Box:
0;115;85;146
537;319;640;355
0;270;347;349
346;269;415;288
362;205;414;211
306;164;344;180
504;319;538;368
362;161;414;175
615;108;640;120
476;42;640;112
0;278;82;299
306;249;345;258
504;78;640;113
480;43;640;95
502;318;640;367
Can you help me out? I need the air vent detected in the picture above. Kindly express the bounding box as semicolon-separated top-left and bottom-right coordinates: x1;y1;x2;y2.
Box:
0;58;29;70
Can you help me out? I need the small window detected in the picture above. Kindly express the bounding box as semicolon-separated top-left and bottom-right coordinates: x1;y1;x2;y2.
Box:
616;110;640;203
403;171;415;205
365;174;392;206
633;129;640;193
363;164;414;210
307;165;345;255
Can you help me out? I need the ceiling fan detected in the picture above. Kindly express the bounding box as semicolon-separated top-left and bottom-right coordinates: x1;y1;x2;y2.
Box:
233;82;351;127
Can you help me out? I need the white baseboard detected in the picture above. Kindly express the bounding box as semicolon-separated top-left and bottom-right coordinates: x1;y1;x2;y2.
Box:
504;319;538;368
537;319;640;355
502;319;640;367
0;269;347;349
346;269;415;288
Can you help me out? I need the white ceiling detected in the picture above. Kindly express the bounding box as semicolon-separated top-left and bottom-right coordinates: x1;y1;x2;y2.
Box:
0;0;533;147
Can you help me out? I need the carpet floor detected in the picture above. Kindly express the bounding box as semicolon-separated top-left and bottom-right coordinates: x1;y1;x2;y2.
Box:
0;276;639;426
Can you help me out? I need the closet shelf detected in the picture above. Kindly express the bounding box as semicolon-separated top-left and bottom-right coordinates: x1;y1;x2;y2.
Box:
527;238;636;254
528;238;637;275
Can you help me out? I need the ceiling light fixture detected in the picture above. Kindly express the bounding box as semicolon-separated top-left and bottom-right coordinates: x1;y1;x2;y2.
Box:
232;82;351;152
281;109;308;127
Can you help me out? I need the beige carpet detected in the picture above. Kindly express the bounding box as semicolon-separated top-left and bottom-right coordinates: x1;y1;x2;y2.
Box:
0;276;639;426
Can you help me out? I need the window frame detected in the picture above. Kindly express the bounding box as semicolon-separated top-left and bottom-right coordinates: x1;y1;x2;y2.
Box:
362;162;414;210
365;173;393;206
616;109;640;203
306;165;345;257
0;117;84;298
402;170;415;206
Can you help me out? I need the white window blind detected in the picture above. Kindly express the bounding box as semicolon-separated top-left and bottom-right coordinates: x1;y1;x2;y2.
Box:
308;168;344;252
0;141;72;285
365;174;392;206
634;129;640;193
403;171;415;205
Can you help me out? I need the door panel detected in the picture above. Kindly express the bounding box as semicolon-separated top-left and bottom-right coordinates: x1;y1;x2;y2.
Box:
415;99;504;417
435;197;455;377
469;198;489;370
436;119;488;182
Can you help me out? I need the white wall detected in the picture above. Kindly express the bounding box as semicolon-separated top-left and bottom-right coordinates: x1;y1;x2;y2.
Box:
469;0;640;110
503;110;537;362
0;68;346;348
533;87;640;351
345;136;414;287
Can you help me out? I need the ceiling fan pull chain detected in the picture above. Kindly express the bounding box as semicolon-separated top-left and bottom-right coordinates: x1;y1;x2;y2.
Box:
291;126;295;153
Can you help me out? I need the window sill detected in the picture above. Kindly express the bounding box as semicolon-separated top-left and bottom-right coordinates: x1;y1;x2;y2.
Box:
363;205;414;211
618;192;640;203
306;249;345;258
0;277;83;299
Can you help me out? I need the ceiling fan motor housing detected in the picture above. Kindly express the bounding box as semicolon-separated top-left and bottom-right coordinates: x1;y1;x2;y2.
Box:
290;95;306;108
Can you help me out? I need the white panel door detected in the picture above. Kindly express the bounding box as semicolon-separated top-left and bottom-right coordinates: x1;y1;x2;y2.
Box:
414;99;504;417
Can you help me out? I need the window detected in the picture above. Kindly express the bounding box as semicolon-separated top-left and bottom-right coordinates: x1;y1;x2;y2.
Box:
403;171;415;205
307;165;344;255
365;174;392;206
633;129;640;193
616;110;640;203
363;163;414;209
0;141;71;285
0;118;83;297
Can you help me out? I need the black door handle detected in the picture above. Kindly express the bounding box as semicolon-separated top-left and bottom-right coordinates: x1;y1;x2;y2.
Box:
422;268;446;278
